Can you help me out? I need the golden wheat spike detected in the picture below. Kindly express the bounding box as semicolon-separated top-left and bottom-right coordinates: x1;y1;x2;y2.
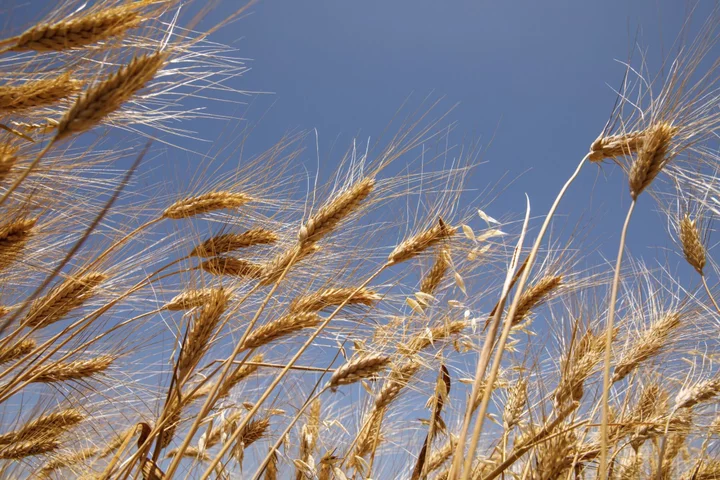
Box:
23;272;107;329
588;130;645;162
191;228;278;257
298;177;375;243
163;191;252;219
0;408;83;445
0;338;35;365
56;51;166;140
242;312;321;350
31;355;113;384
628;122;676;199
0;217;37;272
328;354;390;391
0;74;81;113
6;3;145;52
389;218;456;265
289;286;380;313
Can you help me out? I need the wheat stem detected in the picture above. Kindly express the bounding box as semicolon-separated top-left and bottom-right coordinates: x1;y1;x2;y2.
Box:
598;198;636;478
453;154;589;480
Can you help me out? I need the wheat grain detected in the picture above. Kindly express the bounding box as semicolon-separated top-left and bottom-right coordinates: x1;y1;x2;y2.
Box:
588;130;644;162
514;275;562;324
0;438;59;459
163;288;223;311
420;247;451;296
260;242;320;286
0;408;83;445
398;320;466;355
0;143;18;181
0;338;35;365
40;446;99;474
176;288;229;382
216;354;263;399
200;256;264;278
612;311;681;383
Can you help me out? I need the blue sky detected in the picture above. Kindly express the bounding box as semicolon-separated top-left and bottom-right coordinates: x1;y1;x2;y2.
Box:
196;0;716;280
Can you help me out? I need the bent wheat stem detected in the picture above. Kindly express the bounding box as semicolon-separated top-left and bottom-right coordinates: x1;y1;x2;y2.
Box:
599;199;636;479
453;154;589;480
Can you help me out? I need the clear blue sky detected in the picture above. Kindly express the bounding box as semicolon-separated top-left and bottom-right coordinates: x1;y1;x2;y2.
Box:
195;0;714;279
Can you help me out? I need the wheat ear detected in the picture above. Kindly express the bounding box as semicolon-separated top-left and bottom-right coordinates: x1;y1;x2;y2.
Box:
389;217;456;265
0;73;82;113
23;272;107;328
290;286;380;313
241;312;321;350
200;256;264;278
0;217;37;272
298;177;375;243
5;3;144;52
163;191;252;219
192;228;278;257
328;354;391;391
56;50;167;140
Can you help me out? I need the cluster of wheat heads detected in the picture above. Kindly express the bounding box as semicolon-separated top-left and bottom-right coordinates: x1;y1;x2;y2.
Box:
2;1;720;480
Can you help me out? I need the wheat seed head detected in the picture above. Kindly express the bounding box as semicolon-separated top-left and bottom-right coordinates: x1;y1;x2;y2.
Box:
56;50;167;140
8;2;145;52
163;191;253;219
191;228;278;257
0;73;82;113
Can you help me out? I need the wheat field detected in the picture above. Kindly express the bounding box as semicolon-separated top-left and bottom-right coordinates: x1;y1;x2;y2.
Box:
0;1;719;479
